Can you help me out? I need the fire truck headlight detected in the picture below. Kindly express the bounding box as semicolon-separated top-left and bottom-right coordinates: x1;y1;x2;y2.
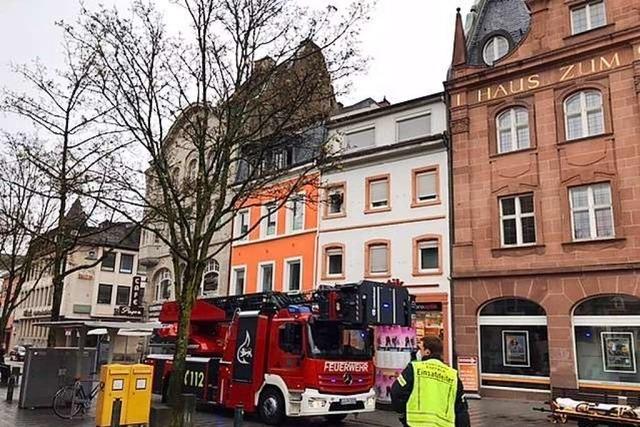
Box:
366;396;376;407
308;398;328;409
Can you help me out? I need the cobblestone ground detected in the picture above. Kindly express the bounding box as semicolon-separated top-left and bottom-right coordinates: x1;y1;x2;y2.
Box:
0;390;568;427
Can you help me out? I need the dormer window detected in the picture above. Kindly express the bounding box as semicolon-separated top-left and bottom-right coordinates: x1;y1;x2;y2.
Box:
483;36;509;66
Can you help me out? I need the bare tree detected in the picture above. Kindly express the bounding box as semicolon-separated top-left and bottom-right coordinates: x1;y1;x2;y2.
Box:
70;1;369;422
1;28;130;347
0;139;57;345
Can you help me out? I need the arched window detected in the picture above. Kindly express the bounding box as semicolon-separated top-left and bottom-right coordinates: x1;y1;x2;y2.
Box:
573;295;640;384
202;259;220;295
564;90;604;140
483;35;509;66
154;268;173;301
497;107;530;154
478;298;550;388
171;166;181;183
187;158;198;182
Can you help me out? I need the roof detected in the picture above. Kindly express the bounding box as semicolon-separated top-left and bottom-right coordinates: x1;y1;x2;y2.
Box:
465;0;531;66
81;221;141;251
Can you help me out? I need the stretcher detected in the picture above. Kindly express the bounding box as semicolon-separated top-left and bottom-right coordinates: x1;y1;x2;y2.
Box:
536;397;640;426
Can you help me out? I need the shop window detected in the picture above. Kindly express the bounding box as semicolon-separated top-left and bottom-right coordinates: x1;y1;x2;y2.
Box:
202;258;220;294
574;295;640;384
479;299;550;384
571;1;606;35
483;35;509;66
500;194;536;247
569;183;614;241
365;175;391;213
496;107;530;154
564;90;604;141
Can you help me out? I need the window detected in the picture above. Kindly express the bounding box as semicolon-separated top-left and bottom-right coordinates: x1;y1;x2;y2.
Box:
259;263;274;292
323;245;344;279
325;183;346;217
115;286;130;306
564;90;604;140
262;202;277;237
366;241;390;277
397;113;431;142
483;35;509;65
479;299;550;382
187;158;198;181
345;127;375;150
413;236;441;275
574;295;640;384
500;194;536;246
571;1;606;35
236;209;250;241
119;254;134;274
171;166;181;182
97;284;113;305
569;183;614;241
366;175;390;212
154;268;172;301
101;252;116;272
497;107;530;153
232;267;245;295
202;259;220;294
287;194;305;232
285;259;302;292
279;323;303;354
412;167;439;206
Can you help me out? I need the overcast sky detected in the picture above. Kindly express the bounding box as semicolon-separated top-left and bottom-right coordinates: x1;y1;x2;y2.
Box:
0;0;476;132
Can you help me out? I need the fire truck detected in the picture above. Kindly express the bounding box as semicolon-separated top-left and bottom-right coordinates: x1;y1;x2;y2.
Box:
145;281;412;425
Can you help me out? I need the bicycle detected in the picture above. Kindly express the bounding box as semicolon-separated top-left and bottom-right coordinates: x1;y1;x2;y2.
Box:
52;378;104;419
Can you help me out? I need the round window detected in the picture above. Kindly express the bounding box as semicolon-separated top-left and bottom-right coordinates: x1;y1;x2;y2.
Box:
483;35;509;66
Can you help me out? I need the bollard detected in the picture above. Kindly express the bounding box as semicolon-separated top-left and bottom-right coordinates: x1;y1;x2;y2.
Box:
10;367;20;386
180;394;196;427
233;404;244;427
110;398;122;427
5;375;14;402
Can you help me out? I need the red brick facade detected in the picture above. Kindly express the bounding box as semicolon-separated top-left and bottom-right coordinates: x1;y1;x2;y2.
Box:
447;0;640;398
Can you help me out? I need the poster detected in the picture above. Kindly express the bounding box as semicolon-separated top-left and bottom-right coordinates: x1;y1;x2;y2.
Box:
502;330;530;367
601;332;636;373
457;356;479;393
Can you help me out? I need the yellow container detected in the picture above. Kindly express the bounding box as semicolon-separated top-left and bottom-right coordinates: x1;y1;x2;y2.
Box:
95;364;130;427
124;364;154;425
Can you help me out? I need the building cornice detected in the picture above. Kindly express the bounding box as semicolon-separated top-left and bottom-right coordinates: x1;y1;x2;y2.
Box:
453;262;640;280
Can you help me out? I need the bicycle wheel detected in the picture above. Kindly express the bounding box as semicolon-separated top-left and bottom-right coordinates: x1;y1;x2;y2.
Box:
52;384;83;419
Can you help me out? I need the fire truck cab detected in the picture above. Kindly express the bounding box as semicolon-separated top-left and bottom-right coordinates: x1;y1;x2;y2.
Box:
146;281;412;425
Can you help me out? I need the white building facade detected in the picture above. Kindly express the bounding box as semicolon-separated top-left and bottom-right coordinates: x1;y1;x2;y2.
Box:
317;94;452;361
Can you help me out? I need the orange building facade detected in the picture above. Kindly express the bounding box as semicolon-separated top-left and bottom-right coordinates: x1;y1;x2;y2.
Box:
230;181;319;295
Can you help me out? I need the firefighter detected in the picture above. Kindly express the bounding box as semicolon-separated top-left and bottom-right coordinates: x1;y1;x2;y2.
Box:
391;335;470;427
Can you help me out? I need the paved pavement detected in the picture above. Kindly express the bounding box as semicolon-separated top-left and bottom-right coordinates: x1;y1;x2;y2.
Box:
0;389;567;427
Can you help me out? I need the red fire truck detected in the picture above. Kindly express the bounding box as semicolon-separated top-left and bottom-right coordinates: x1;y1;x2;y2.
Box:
146;281;412;425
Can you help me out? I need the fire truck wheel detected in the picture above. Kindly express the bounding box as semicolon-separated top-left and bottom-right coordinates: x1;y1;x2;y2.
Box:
325;414;348;424
258;387;286;425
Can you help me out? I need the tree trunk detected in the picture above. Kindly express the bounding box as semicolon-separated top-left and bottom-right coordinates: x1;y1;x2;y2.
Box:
47;274;65;348
169;297;194;427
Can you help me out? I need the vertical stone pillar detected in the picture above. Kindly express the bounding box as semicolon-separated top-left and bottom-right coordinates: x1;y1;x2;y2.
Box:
546;303;578;390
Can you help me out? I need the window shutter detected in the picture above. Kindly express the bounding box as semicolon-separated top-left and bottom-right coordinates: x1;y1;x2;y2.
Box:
417;172;436;199
370;245;388;273
370;180;388;204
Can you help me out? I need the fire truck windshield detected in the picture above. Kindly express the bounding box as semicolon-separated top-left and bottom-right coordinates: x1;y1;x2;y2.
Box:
307;323;372;360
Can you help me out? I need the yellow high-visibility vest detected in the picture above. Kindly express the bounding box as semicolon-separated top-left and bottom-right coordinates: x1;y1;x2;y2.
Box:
406;359;458;427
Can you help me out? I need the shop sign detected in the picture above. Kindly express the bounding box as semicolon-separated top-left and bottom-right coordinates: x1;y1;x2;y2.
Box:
415;302;442;312
131;276;142;307
114;305;144;317
457;356;479;393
